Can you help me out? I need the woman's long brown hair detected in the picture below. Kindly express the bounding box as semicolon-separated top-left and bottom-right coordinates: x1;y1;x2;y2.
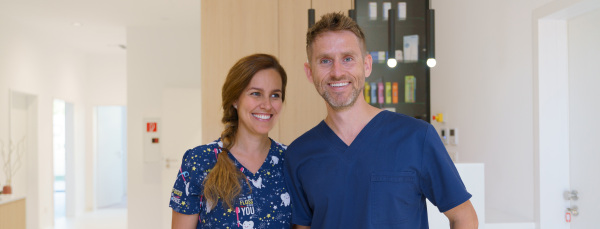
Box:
202;53;287;210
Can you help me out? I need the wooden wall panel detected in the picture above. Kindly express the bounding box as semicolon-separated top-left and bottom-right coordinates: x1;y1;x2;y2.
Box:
313;0;353;19
202;0;351;145
0;198;26;229
201;0;280;143
277;0;352;144
277;0;324;145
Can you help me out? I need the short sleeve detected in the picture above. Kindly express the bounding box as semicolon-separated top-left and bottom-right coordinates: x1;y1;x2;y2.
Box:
420;125;472;213
169;149;203;215
283;149;313;226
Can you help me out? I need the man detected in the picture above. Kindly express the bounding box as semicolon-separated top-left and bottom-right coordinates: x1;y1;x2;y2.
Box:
283;12;478;228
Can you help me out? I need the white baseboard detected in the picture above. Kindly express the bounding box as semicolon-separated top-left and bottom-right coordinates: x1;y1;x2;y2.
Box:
485;223;535;229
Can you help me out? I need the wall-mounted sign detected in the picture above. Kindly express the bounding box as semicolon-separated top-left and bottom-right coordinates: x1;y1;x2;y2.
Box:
144;118;161;162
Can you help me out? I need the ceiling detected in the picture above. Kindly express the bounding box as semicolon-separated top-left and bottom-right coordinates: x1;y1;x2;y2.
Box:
0;0;200;54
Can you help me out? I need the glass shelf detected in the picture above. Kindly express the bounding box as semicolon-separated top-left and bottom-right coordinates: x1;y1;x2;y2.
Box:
357;0;431;123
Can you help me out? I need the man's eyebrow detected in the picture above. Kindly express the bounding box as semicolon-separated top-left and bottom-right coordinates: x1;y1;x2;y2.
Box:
314;53;330;60
341;50;359;56
314;50;358;60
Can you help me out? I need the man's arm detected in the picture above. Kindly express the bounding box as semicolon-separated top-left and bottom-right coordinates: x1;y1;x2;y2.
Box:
293;225;310;229
443;200;478;229
172;210;199;229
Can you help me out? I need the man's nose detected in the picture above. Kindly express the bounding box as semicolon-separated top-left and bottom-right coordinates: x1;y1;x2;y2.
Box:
331;60;344;77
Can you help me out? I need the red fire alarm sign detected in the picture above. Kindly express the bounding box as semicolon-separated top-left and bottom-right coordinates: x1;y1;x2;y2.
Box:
147;122;157;132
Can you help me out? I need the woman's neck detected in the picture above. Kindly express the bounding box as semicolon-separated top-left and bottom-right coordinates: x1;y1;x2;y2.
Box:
231;130;270;157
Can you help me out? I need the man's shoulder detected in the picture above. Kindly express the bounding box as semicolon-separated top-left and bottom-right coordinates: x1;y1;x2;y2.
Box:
288;122;325;148
377;110;431;131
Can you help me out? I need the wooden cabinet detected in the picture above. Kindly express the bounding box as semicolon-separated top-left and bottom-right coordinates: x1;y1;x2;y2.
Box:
0;197;26;229
201;0;350;144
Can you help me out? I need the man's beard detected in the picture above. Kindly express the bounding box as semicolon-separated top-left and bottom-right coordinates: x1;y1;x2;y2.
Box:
317;82;362;111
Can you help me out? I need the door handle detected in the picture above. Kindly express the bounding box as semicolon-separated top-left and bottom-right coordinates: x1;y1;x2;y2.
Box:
566;206;579;216
165;158;178;169
564;190;578;201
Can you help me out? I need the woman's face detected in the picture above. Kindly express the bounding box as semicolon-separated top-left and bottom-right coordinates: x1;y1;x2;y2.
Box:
235;68;283;137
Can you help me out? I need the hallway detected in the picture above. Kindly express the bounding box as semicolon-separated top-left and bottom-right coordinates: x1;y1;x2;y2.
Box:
54;208;127;229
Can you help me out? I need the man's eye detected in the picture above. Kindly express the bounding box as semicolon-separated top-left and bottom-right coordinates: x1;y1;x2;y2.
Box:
344;57;353;62
320;59;332;64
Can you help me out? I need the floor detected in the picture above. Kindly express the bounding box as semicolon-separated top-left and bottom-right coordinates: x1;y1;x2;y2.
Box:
54;208;127;229
53;180;127;229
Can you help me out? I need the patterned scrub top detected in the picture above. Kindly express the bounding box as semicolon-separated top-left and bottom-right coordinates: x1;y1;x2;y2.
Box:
169;138;292;229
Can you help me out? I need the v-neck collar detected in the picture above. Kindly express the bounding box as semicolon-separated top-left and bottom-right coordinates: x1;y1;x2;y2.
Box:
225;138;275;177
317;110;387;150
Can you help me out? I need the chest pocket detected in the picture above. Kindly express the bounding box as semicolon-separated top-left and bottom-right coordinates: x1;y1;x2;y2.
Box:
370;171;421;226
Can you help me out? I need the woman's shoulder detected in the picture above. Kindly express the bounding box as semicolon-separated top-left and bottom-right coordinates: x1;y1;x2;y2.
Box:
270;138;288;159
272;139;288;150
184;139;223;161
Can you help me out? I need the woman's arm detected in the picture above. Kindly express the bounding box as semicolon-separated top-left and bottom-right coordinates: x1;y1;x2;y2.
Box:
172;210;199;229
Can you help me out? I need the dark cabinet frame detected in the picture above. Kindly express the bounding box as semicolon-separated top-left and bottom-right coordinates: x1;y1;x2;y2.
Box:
355;0;431;123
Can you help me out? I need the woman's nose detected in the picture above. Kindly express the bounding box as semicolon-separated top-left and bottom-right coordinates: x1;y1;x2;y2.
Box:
260;97;272;110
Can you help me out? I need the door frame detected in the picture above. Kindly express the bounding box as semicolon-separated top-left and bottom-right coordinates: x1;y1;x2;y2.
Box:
51;99;76;220
533;0;600;228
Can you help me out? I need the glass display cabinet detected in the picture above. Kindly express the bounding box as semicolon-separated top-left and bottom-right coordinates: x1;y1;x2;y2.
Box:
355;0;431;122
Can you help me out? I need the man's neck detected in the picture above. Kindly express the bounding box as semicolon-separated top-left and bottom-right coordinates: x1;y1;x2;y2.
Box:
324;99;381;146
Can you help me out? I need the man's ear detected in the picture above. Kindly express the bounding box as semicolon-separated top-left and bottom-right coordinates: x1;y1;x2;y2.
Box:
364;53;373;78
304;61;313;83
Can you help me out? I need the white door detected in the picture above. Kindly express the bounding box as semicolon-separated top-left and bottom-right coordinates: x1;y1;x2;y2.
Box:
566;8;600;227
537;2;600;228
96;106;127;208
161;88;203;229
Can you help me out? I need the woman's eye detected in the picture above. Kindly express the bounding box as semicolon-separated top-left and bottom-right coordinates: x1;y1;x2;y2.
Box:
271;93;281;98
250;92;261;96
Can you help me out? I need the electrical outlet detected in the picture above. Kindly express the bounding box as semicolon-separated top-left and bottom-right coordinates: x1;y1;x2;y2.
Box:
449;128;458;145
440;128;449;145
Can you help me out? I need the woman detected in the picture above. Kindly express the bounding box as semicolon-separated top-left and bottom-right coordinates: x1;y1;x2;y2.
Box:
170;54;290;228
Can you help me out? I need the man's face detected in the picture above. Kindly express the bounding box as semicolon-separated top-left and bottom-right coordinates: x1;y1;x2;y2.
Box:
304;30;372;111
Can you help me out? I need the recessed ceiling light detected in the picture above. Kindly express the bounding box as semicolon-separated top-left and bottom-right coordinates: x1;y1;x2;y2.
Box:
72;22;82;27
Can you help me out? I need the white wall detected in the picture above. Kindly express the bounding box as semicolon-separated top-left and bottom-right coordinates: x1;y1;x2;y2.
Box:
0;16;86;229
126;25;201;229
430;0;564;223
0;16;126;229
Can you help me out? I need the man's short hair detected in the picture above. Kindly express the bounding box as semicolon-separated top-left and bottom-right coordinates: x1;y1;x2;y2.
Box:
306;12;367;60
